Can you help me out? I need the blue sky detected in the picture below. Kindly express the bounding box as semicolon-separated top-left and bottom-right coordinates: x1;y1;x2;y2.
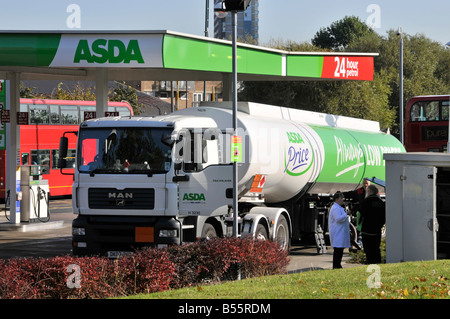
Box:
0;0;448;46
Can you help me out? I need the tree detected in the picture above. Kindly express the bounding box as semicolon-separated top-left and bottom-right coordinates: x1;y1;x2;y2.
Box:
312;16;376;51
51;82;96;101
110;81;143;115
241;16;450;135
348;30;450;134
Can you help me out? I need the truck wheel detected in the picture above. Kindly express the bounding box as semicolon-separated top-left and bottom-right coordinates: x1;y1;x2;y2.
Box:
275;215;290;251
255;223;268;241
201;223;217;240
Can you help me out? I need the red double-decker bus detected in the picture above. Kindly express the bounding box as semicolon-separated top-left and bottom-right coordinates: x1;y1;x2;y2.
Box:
405;95;450;152
0;99;133;201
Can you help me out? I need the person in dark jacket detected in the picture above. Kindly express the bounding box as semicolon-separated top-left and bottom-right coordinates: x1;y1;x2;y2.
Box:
360;184;385;264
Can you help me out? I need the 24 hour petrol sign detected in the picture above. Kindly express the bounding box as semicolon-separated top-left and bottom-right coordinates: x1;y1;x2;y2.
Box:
321;56;374;81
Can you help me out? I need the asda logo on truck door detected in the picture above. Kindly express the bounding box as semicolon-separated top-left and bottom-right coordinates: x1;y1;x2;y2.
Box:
73;39;144;64
182;193;206;203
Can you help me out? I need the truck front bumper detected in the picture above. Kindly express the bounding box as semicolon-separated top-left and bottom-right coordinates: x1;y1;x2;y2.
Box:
72;215;181;256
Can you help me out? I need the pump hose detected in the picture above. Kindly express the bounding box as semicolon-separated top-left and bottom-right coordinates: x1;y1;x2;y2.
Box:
30;186;50;223
39;187;50;223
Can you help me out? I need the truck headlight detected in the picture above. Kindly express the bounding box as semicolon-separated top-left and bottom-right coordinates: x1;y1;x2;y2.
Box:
159;229;178;238
73;227;86;236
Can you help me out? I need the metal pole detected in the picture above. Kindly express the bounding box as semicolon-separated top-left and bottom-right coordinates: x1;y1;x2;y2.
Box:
203;0;210;102
447;97;450;153
232;10;239;238
399;27;404;145
446;43;450;153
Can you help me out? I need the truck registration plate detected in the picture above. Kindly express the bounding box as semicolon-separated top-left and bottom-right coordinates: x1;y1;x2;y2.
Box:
107;251;132;258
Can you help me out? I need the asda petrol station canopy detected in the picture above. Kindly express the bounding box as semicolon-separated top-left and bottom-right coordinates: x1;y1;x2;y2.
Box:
0;30;378;225
0;30;377;81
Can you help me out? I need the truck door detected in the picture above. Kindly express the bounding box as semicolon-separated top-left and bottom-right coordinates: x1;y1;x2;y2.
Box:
178;165;233;217
402;165;437;261
176;129;233;217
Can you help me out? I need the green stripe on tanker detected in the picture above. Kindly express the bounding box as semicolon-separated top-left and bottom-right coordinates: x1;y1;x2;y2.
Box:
312;125;405;184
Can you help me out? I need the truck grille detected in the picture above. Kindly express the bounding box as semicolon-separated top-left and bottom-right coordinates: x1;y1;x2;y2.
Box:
88;188;155;210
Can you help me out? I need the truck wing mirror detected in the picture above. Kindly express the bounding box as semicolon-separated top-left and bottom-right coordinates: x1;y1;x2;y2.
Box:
161;133;175;146
59;136;69;158
58;131;77;176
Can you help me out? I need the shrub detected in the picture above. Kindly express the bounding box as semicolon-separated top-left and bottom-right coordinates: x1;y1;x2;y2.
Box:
166;237;290;284
0;238;289;299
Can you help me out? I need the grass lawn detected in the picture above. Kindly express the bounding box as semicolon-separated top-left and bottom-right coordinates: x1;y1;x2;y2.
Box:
122;259;450;299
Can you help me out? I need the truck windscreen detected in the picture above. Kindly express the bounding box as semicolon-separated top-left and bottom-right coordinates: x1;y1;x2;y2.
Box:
77;127;173;174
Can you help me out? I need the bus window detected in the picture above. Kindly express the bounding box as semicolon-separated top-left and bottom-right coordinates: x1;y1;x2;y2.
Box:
442;101;449;121
21;153;29;165
61;105;80;124
30;105;50;124
410;102;425;122
425;101;439;121
31;149;50;174
50;104;60;124
52;149;76;169
117;107;132;117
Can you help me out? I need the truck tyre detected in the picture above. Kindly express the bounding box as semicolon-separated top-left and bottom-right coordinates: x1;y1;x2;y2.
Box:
201;223;217;240
255;223;268;241
275;215;290;251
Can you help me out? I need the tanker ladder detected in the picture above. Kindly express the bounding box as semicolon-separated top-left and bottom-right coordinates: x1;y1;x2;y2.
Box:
314;225;327;254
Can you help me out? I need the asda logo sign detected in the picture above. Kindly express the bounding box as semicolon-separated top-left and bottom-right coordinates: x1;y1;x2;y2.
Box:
73;39;144;64
182;193;206;201
49;34;163;68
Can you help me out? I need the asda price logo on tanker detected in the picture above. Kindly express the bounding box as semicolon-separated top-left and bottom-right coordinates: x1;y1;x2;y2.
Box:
73;39;144;64
284;131;314;176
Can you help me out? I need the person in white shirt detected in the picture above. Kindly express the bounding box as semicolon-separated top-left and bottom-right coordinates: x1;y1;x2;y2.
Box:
328;191;351;269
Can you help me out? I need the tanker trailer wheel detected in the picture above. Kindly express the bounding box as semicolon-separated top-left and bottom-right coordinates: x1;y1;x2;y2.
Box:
274;215;290;252
201;223;217;240
255;223;268;241
349;222;361;250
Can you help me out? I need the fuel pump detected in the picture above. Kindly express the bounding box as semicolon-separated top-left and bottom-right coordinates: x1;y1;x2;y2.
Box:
20;165;50;223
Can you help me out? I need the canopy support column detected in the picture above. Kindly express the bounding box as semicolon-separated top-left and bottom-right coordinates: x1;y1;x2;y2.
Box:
95;68;108;116
6;72;20;224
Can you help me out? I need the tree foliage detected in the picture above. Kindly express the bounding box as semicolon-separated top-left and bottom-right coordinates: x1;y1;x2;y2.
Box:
312;16;376;51
240;16;450;135
110;81;143;115
51;82;96;101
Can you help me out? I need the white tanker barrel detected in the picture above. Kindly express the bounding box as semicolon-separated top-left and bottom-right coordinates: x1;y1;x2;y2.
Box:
172;103;405;203
233;108;405;203
237;114;323;203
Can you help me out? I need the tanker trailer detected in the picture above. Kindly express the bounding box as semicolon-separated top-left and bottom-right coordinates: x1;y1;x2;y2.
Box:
65;101;404;257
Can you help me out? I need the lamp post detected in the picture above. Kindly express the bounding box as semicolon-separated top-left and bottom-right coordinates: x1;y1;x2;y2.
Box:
398;27;404;145
215;0;251;237
203;0;210;102
446;42;450;152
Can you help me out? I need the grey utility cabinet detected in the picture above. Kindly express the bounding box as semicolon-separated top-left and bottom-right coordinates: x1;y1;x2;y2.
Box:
384;152;450;263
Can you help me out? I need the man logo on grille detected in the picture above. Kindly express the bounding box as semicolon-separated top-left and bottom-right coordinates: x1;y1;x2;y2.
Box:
109;192;133;199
